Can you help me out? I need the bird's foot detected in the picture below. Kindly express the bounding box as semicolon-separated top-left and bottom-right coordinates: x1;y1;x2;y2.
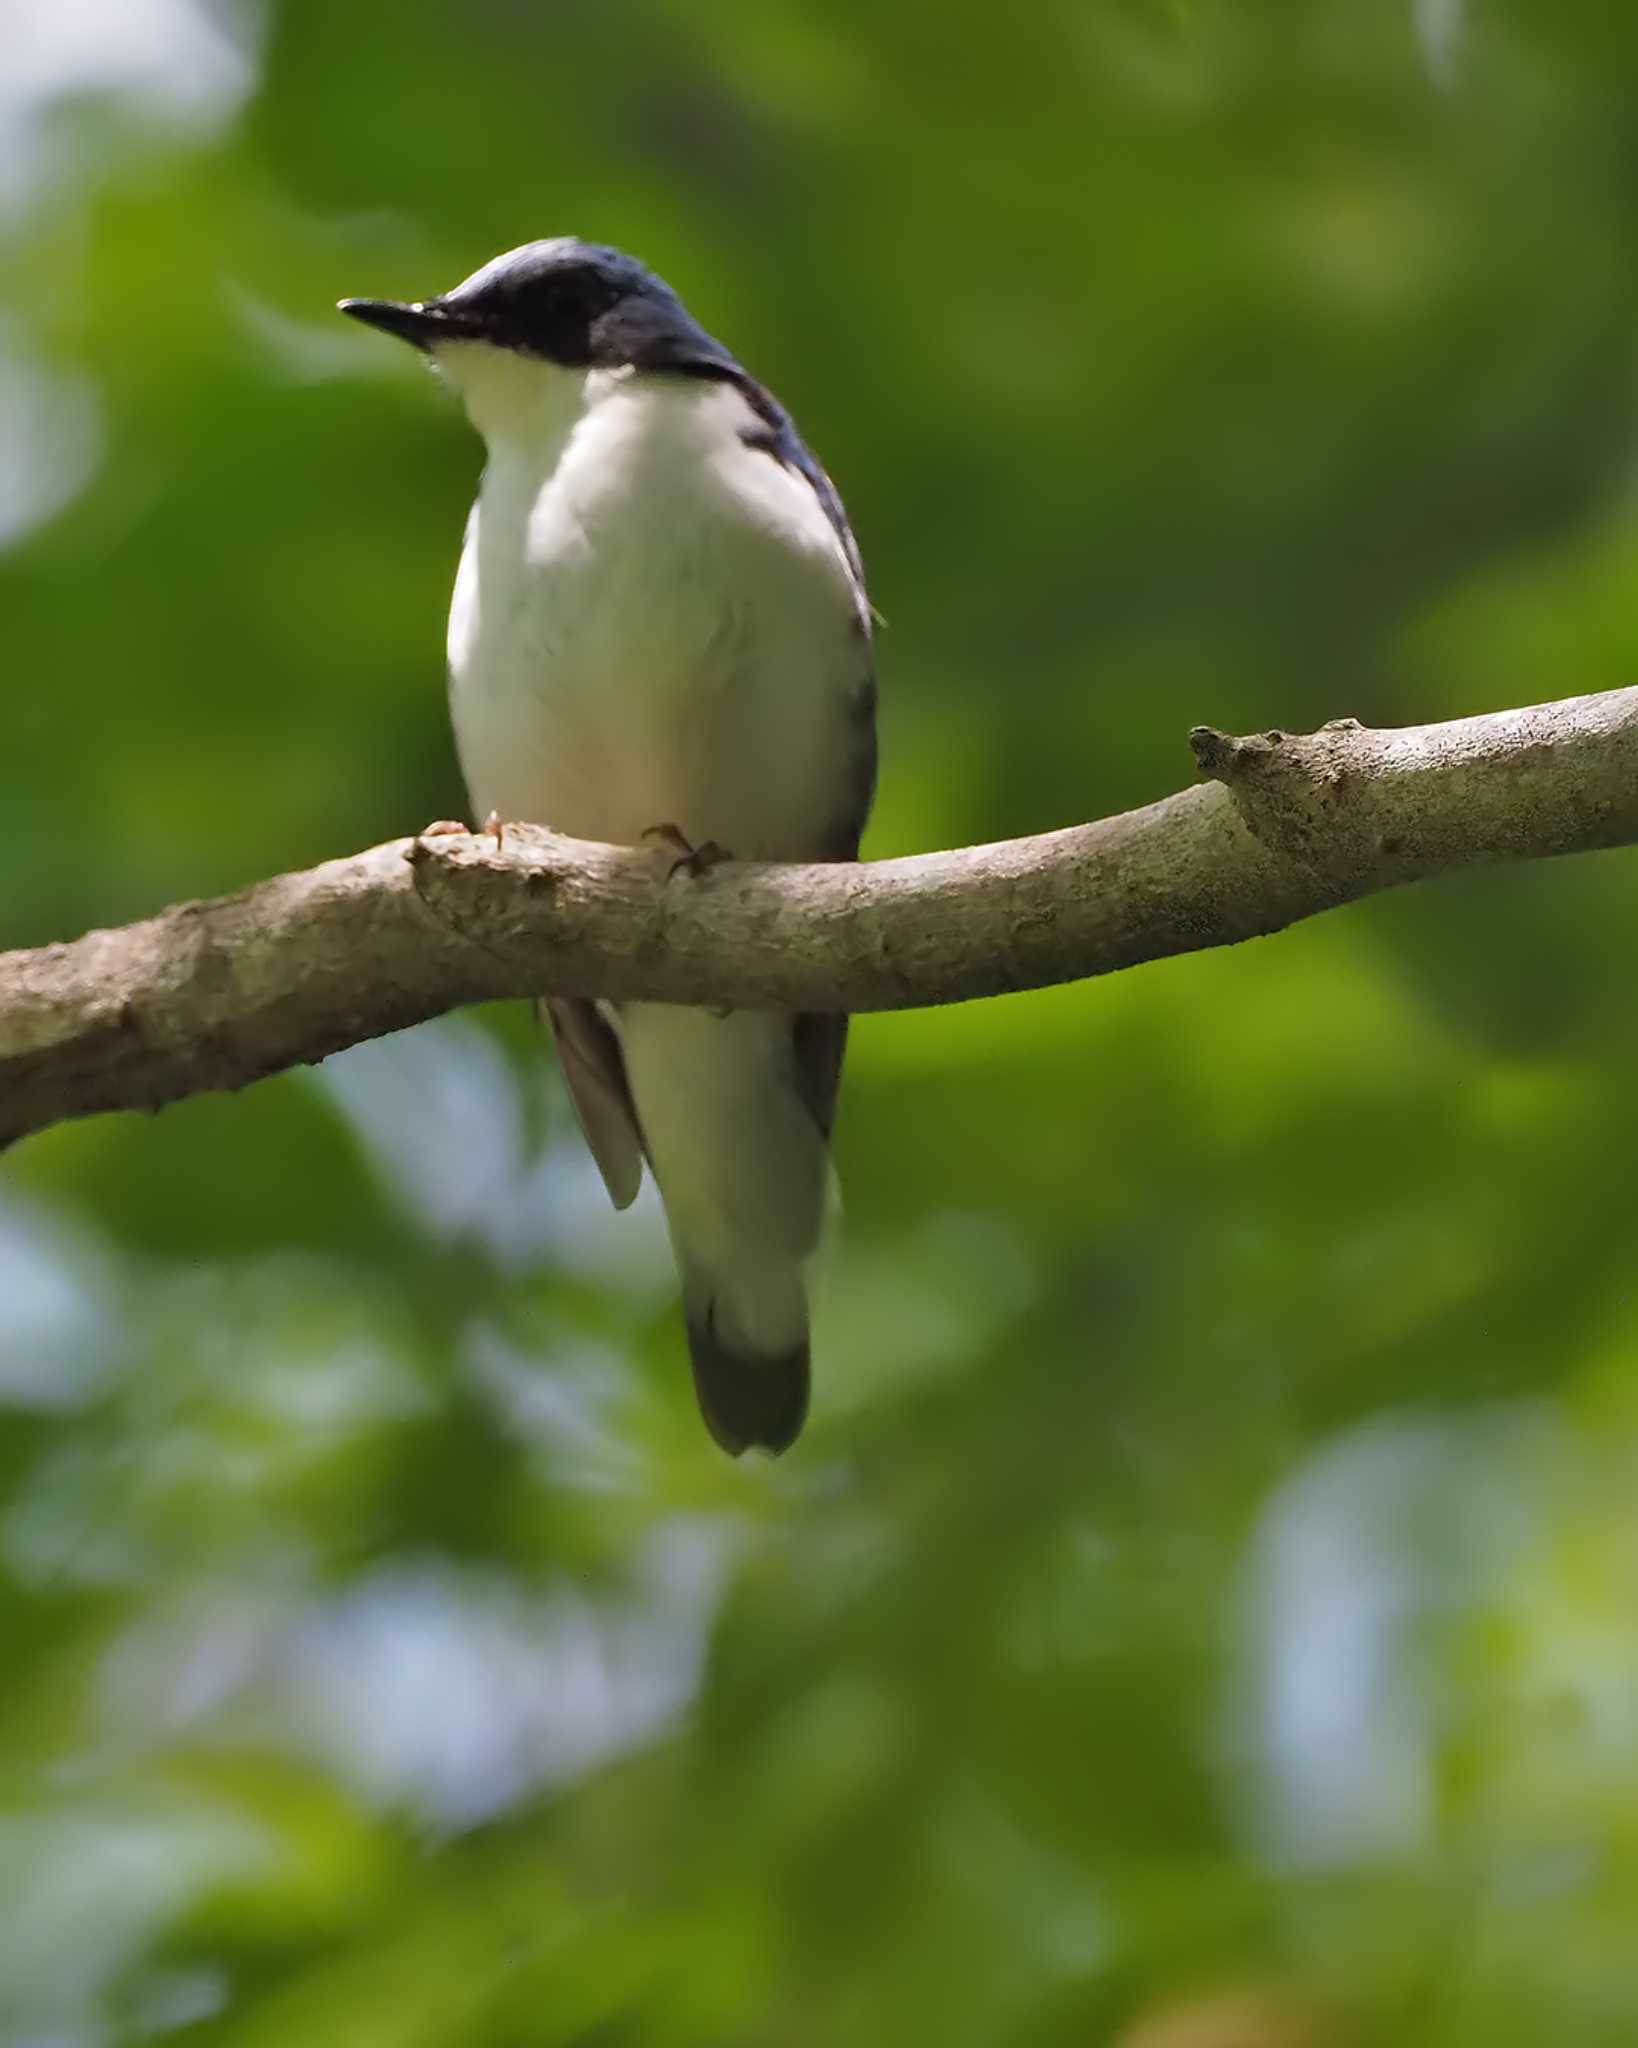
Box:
641;822;732;879
415;813;517;850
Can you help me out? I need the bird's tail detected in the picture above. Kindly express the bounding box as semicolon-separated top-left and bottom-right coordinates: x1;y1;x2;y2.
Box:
616;1003;830;1456
682;1296;810;1457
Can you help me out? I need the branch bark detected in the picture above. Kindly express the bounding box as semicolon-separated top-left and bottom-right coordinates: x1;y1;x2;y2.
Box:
4;685;1636;1150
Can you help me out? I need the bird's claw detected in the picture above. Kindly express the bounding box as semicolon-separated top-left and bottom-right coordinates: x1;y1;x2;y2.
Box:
418;818;470;839
483;809;508;849
641;822;732;879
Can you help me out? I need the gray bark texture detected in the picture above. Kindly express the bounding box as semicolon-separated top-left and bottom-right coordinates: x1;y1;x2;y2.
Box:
3;686;1636;1149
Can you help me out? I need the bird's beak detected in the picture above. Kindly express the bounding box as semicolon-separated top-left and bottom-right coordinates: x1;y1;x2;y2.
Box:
337;297;483;351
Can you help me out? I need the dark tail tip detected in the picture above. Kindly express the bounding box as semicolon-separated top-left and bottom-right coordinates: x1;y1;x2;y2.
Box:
685;1307;810;1457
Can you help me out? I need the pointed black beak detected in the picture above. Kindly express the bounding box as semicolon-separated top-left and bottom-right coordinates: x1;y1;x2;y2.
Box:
338;297;482;351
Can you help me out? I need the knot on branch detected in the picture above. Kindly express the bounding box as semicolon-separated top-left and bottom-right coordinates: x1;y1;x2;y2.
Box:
1189;717;1375;868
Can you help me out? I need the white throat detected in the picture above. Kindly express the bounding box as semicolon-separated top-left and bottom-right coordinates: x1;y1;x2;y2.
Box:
432;339;629;453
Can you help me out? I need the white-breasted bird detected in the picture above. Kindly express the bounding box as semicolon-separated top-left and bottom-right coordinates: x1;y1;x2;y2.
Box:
340;239;877;1455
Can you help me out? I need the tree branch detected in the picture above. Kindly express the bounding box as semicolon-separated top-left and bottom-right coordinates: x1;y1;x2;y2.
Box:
4;685;1636;1150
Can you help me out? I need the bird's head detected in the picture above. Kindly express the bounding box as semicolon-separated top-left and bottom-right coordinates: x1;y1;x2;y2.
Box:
340;239;712;438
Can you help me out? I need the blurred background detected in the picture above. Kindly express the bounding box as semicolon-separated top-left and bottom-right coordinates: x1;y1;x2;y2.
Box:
5;0;1638;2040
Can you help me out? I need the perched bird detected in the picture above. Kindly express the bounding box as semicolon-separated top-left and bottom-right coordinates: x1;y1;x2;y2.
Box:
340;240;876;1455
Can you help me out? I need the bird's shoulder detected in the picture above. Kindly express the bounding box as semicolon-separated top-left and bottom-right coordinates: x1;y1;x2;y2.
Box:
721;372;868;603
607;310;869;629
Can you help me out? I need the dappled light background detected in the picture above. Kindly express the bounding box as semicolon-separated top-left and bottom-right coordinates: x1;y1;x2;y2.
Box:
6;0;1638;2040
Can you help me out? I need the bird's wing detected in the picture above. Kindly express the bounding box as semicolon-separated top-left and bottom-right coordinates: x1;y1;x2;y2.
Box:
539;996;645;1209
793;666;876;1139
791;1010;851;1143
615;307;872;632
729;378;873;633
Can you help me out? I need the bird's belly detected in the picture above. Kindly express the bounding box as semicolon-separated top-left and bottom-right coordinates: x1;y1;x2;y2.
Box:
452;619;710;848
448;464;861;860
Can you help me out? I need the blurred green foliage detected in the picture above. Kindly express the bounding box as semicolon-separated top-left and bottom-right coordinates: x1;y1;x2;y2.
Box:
5;0;1638;2041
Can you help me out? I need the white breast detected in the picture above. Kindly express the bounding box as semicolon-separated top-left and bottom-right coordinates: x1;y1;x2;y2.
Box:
445;364;864;860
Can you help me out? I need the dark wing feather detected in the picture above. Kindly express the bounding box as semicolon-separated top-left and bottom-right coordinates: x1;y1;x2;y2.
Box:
791;1012;850;1142
798;638;878;1125
539;997;644;1210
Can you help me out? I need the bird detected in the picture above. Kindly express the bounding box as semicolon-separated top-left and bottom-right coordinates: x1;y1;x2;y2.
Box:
339;239;877;1456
